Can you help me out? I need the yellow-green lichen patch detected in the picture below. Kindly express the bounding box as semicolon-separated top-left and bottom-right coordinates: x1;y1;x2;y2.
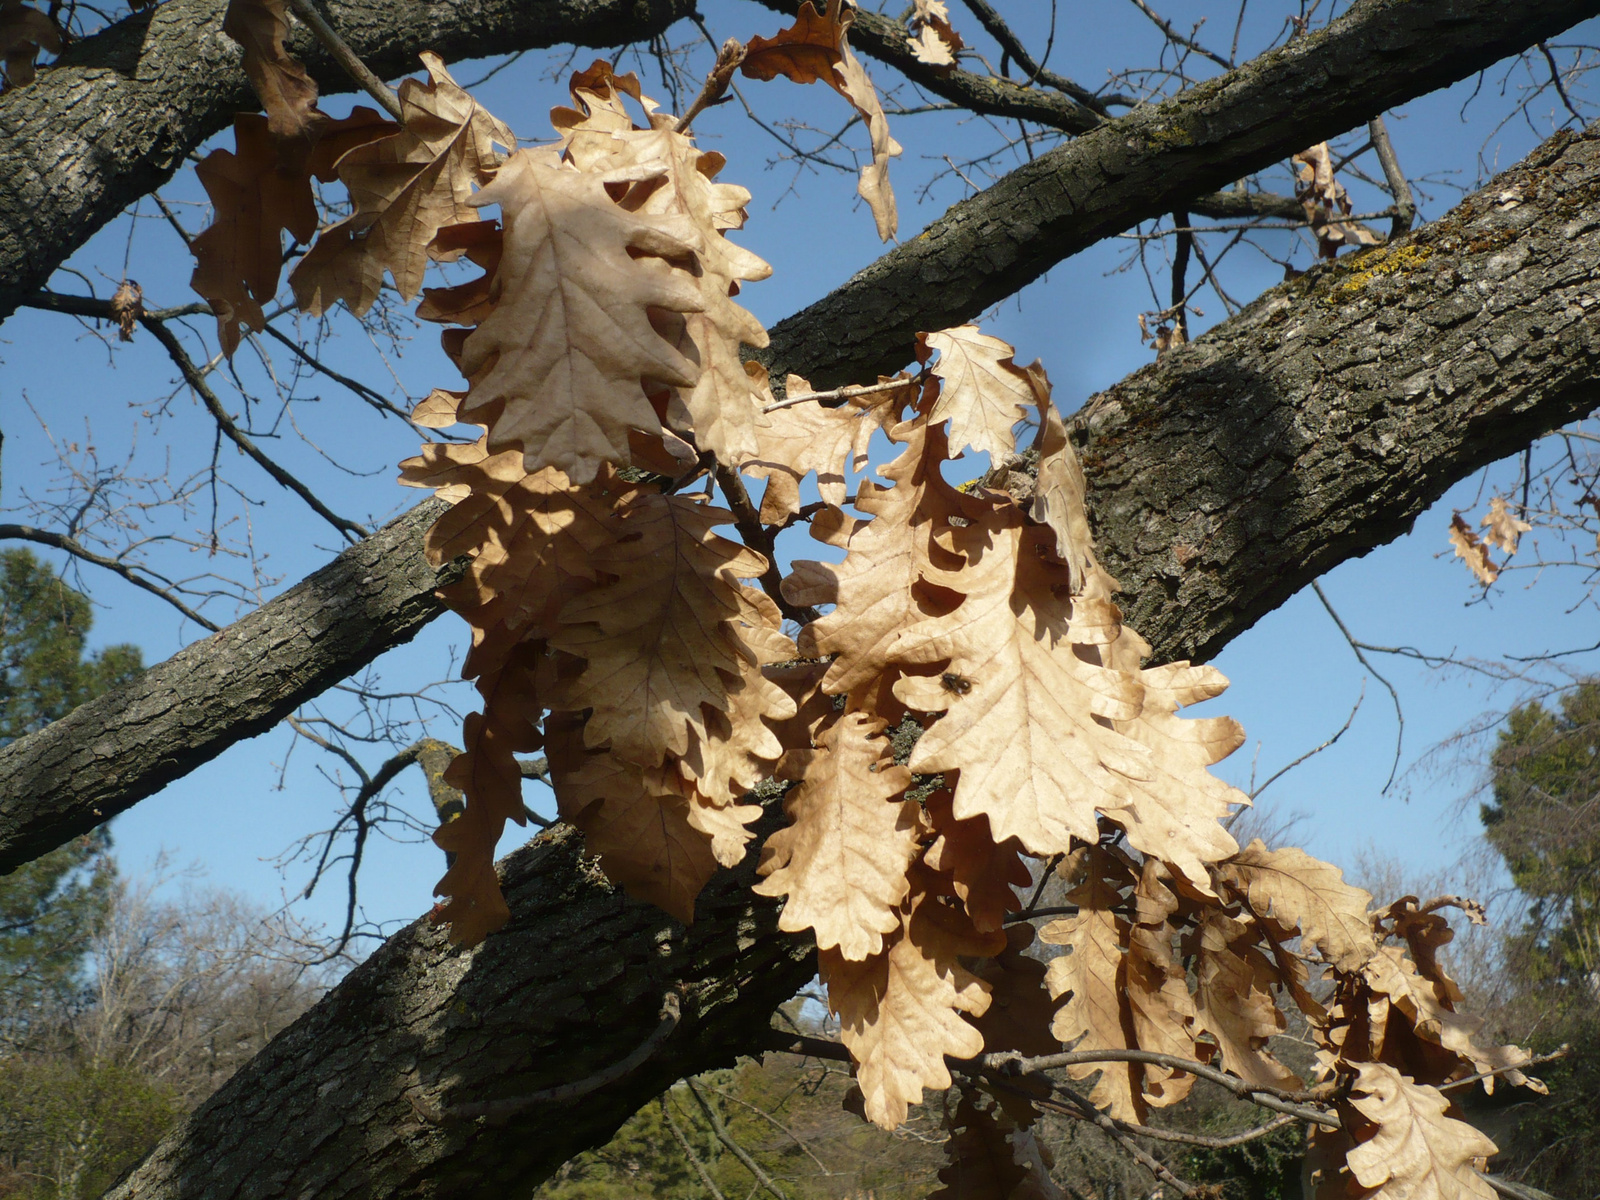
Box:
1321;243;1435;305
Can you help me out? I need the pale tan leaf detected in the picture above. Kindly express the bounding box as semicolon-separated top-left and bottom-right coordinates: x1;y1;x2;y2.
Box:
682;789;762;867
1292;142;1382;257
1190;910;1301;1090
1448;514;1500;585
833;31;902;241
824;877;993;1129
290;53;515;316
1345;1063;1497;1200
676;646;797;809
1029;394;1121;622
1480;496;1531;556
922;326;1038;460
910;24;955;65
924;789;1032;933
551;493;769;766
1217;839;1377;972
755;711;921;960
741;373;906;522
446;148;707;484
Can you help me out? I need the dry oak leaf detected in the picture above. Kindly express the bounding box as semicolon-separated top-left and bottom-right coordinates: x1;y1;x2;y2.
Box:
547;732;720;924
290;53;514;317
192;109;396;355
1480;496;1531;556
1292;142;1381;258
1448;513;1500;585
929;1096;1065;1200
432;644;545;945
922;326;1039;460
822;874;996;1129
1029;397;1120;621
446;149;707;484
742;0;902;240
1189;910;1302;1090
222;0;320;140
416;219;503;326
971;925;1062;1062
1345;1063;1497;1200
784;418;981;703
909;0;964;69
558;85;775;465
924;789;1031;933
742;370;907;523
1361;945;1536;1092
551;493;775;767
755;710;920;960
675;645;798;809
109;280;142;342
402;452;630;679
1216;839;1376;973
0;0;58;89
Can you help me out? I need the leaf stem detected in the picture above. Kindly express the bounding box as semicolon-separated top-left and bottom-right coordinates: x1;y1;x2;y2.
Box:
284;0;403;121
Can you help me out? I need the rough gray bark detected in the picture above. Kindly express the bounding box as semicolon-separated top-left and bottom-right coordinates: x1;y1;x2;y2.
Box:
0;498;452;874
760;0;1600;388
0;0;693;322
93;126;1600;1200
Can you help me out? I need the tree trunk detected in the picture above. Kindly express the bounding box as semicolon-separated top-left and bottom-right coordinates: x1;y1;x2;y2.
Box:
99;126;1600;1200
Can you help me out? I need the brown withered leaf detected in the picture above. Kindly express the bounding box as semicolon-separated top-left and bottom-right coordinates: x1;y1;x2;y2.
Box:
559;82;775;465
922;326;1038;460
1189;910;1301;1090
1125;863;1199;1108
908;1;964;68
784;418;979;706
192;109;396;355
1344;1063;1497;1200
0;0;59;90
676;645;797;810
929;1095;1064;1200
432;644;544;945
1217;839;1376;972
416;220;503;325
742;0;901;240
291;53;514;317
742;371;908;523
756;711;920;960
551;493;772;767
109;281;142;342
924;790;1031;933
1029;396;1121;633
222;0;321;140
971;925;1061;1060
1448;513;1500;585
445;148;707;484
547;732;719;924
1362;945;1536;1092
1292;142;1381;258
824;874;996;1129
400;452;630;678
1480;495;1531;556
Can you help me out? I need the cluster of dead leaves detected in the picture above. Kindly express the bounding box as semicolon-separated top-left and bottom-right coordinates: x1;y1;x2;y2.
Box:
1449;496;1532;586
182;6;1543;1190
1293;142;1382;258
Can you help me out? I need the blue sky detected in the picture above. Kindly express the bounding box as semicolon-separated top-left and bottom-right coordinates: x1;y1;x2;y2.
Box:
3;0;1597;943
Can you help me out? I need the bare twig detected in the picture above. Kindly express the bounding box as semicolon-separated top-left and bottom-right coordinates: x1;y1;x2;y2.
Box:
1125;0;1231;69
661;1096;728;1200
1312;580;1404;793
140;315;370;541
1537;41;1584;125
1367;115;1417;237
762;373;919;413
283;0;403;120
0;522;221;631
675;38;746;134
713;464;818;625
685;1078;792;1200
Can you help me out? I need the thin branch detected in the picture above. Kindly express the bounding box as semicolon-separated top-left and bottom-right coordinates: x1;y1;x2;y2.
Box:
1537;40;1584;124
1247;681;1363;802
707;1084;834;1178
258;323;412;422
684;1078;791;1200
661;1096;728;1200
955;0;1109;114
1125;0;1232;69
0;523;221;631
1439;1046;1569;1092
675;38;746;134
1312;580;1403;792
762;373;920;413
1367;115;1417;237
283;0;403;120
714;464;818;625
1025;1076;1196;1197
140;315;371;541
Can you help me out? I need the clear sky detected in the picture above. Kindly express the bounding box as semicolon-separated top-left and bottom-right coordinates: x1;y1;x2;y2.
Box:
3;0;1597;946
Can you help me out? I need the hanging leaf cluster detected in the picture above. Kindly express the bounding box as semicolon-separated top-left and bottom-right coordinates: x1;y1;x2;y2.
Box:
187;3;1543;1192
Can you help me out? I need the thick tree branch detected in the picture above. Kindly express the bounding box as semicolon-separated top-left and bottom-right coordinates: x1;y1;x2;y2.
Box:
60;126;1600;1199
0;0;695;323
0;499;454;874
758;0;1600;388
